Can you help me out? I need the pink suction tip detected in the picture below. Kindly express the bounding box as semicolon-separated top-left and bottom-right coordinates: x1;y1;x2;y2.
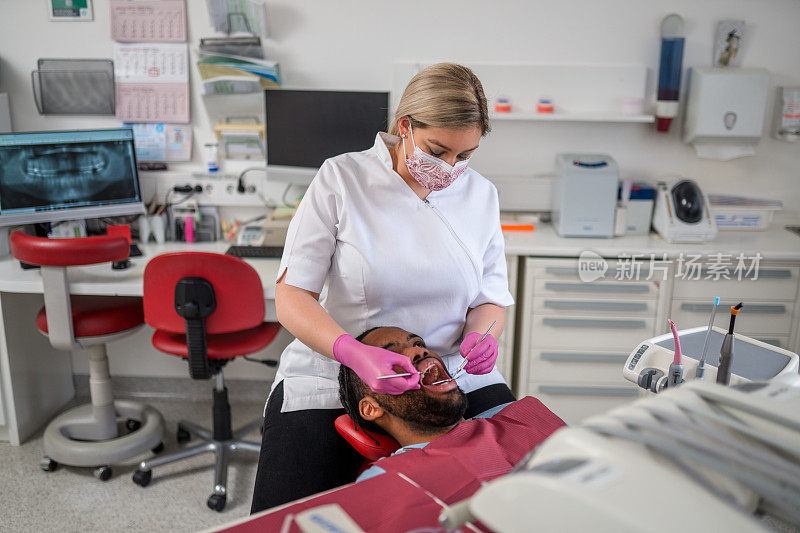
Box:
668;319;682;364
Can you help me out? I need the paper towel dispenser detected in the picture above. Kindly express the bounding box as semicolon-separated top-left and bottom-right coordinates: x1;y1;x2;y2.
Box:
683;68;769;144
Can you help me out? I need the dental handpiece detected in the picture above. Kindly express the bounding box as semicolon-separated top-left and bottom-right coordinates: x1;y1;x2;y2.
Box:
696;296;720;380
667;318;684;387
716;303;743;385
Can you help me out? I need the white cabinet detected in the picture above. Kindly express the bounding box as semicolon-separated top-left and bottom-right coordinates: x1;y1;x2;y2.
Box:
512;254;800;425
515;257;668;424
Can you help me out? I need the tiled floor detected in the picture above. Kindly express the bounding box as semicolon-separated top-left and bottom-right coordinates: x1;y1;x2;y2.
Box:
1;396;266;532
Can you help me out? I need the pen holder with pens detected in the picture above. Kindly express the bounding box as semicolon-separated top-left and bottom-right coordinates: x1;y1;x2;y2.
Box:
167;204;221;242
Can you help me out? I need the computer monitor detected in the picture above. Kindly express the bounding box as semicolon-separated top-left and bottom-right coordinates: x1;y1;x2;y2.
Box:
0;128;144;226
264;89;389;184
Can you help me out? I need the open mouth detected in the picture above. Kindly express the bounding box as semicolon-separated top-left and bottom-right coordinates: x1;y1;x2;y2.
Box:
417;357;456;391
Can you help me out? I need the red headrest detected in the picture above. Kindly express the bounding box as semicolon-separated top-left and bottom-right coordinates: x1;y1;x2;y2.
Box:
334;414;400;461
143;252;265;335
9;230;130;266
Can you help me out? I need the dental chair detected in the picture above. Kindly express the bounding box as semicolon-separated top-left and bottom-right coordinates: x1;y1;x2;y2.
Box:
335;414;399;463
9;230;165;480
133;252;281;511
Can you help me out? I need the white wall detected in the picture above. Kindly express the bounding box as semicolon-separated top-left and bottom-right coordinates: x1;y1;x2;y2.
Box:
1;0;798;210
0;0;798;379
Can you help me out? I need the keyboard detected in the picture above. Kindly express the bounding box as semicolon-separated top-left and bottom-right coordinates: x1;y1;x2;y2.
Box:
225;245;284;259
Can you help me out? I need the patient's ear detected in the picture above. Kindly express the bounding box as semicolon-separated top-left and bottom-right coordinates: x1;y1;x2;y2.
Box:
359;396;385;422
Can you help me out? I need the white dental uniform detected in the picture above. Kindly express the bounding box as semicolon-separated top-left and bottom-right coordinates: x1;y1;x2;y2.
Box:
271;132;514;413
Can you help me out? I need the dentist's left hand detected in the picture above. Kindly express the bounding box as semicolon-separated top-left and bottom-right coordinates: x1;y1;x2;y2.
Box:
333;334;421;394
459;332;499;375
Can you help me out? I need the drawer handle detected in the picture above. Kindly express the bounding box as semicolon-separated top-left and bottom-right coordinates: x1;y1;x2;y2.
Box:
544;282;650;294
541;352;630;363
542;318;647;329
544;267;653;277
537;385;639;397
544;300;648;312
680;303;787;314
694;268;793;280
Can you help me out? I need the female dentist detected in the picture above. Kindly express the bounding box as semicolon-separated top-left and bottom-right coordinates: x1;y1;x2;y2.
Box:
251;63;515;512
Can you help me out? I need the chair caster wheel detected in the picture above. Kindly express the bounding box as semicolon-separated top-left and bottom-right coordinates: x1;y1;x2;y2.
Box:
93;465;113;481
132;469;152;487
207;493;226;512
151;442;165;454
126;418;142;432
40;457;58;472
177;425;191;444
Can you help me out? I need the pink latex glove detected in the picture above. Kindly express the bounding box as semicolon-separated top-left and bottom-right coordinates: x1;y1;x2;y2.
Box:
459;332;499;375
333;334;420;394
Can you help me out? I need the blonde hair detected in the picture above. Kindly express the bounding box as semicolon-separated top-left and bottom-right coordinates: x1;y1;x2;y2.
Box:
389;63;490;137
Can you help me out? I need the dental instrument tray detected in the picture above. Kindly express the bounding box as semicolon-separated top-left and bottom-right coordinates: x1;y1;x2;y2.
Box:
624;326;799;392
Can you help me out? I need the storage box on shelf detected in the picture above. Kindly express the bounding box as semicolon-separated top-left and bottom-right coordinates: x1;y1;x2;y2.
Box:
516;258;671;424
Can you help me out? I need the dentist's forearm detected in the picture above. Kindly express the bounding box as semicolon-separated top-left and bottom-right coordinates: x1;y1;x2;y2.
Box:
275;278;346;359
464;303;505;339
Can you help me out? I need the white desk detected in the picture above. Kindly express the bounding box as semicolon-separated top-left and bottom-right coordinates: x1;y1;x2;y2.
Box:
0;242;281;445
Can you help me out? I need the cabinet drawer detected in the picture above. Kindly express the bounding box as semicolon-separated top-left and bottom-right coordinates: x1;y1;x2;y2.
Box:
528;349;630;384
672;266;799;301
527;383;641;425
534;279;660;300
530;315;655;350
534;297;657;317
671;300;794;336
529;259;668;282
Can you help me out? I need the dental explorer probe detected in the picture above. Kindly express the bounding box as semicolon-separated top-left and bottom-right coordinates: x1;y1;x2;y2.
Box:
695;296;720;380
454;320;497;376
716;303;743;385
376;366;435;380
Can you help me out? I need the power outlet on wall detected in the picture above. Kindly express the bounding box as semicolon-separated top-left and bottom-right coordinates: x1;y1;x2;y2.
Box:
154;174;273;207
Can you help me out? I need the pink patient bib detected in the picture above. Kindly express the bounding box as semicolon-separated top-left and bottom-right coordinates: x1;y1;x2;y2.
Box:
230;397;566;533
373;396;567;503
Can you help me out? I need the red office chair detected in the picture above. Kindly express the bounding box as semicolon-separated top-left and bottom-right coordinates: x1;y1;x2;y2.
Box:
9;230;164;480
133;252;281;512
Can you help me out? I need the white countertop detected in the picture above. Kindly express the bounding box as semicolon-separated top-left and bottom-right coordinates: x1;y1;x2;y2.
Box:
0;242;281;297
1;216;798;296
503;214;800;261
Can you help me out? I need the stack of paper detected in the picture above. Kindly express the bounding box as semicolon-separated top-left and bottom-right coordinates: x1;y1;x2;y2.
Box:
197;50;280;95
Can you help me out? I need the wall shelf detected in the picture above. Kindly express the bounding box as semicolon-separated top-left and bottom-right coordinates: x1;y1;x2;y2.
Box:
489;112;655;124
393;62;652;126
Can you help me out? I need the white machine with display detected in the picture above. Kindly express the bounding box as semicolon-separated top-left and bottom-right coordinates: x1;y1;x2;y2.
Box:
652;177;717;243
448;377;800;532
624;326;799;392
437;326;800;533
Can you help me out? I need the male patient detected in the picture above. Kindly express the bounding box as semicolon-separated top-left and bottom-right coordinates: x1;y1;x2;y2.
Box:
338;326;566;486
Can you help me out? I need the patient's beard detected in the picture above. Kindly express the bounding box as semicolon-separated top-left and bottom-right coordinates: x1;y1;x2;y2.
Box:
374;388;468;436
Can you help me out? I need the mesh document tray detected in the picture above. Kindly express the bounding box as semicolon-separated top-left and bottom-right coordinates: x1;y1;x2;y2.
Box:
31;59;115;115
